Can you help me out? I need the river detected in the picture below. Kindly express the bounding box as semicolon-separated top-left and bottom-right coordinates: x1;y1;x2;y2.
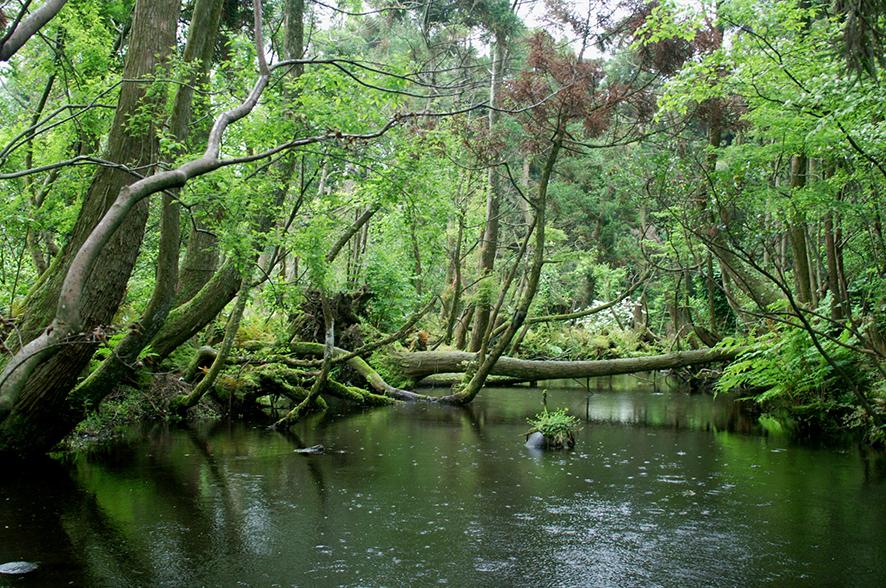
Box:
2;380;884;586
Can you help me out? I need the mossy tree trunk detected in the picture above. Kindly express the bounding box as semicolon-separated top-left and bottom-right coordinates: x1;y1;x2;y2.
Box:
150;0;306;362
68;0;225;419
469;31;507;352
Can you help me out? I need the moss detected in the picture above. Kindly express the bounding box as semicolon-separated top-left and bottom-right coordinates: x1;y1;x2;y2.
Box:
526;406;580;449
67;374;197;447
369;348;415;389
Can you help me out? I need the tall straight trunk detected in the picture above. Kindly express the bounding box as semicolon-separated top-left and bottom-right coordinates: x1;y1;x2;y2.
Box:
789;154;813;305
69;0;225;413
0;0;180;456
469;32;506;352
808;223;821;304
835;223;851;320
824;214;845;321
444;213;465;345
705;253;719;331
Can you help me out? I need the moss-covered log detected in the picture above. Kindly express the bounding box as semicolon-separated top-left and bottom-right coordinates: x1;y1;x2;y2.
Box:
199;360;397;418
289;342;432;401
392;348;741;383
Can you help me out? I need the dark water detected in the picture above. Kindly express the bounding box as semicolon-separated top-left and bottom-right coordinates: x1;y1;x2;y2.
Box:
2;383;885;587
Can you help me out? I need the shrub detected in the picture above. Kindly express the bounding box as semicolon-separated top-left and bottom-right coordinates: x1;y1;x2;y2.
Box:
526;407;580;448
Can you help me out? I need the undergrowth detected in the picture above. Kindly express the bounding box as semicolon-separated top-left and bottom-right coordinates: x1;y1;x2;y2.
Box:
715;324;884;445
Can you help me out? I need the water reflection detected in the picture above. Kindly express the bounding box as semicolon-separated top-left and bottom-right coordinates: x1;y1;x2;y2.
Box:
1;388;884;586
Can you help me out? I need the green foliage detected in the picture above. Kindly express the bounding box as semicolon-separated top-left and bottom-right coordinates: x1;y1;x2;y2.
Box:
526;406;579;448
716;323;880;440
519;325;646;361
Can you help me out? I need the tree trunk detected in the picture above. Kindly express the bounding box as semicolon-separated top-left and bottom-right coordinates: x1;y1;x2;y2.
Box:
453;303;473;350
442;133;562;404
443;212;465;345
0;0;180;456
150;0;305;362
393;348;741;383
789;154;813;306
148;259;243;360
469;32;507;352
699;100;778;310
824;214;842;320
174;275;253;412
68;0;225;413
176;223;221;305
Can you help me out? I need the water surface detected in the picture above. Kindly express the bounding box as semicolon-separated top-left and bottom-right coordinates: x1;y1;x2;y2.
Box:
2;385;884;586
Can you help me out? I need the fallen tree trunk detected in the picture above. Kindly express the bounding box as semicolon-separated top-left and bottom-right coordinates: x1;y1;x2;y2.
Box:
393;348;741;383
289;342;432;401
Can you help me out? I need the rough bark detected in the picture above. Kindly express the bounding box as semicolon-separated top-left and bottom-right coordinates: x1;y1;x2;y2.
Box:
824;214;847;321
163;0;306;354
14;0;178;344
0;0;180;456
70;0;225;415
789;154;813;305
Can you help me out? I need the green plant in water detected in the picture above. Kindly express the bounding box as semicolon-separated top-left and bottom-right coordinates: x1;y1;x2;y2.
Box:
526;407;580;449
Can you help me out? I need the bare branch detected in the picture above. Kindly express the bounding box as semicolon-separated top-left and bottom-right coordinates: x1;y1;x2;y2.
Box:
0;0;68;62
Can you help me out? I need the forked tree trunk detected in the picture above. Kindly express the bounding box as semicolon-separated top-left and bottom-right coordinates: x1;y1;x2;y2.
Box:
149;0;305;362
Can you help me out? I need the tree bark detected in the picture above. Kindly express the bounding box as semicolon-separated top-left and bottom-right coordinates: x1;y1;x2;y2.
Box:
443;133;562;404
0;0;180;456
154;0;305;360
824;214;846;321
393;347;740;383
443;211;465;345
174;275;252;412
789;154;813;306
149;259;243;360
70;0;225;412
327;202;380;263
14;0;180;344
469;31;507;352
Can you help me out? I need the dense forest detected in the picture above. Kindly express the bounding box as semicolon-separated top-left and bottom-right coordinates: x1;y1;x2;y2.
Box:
0;0;883;460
